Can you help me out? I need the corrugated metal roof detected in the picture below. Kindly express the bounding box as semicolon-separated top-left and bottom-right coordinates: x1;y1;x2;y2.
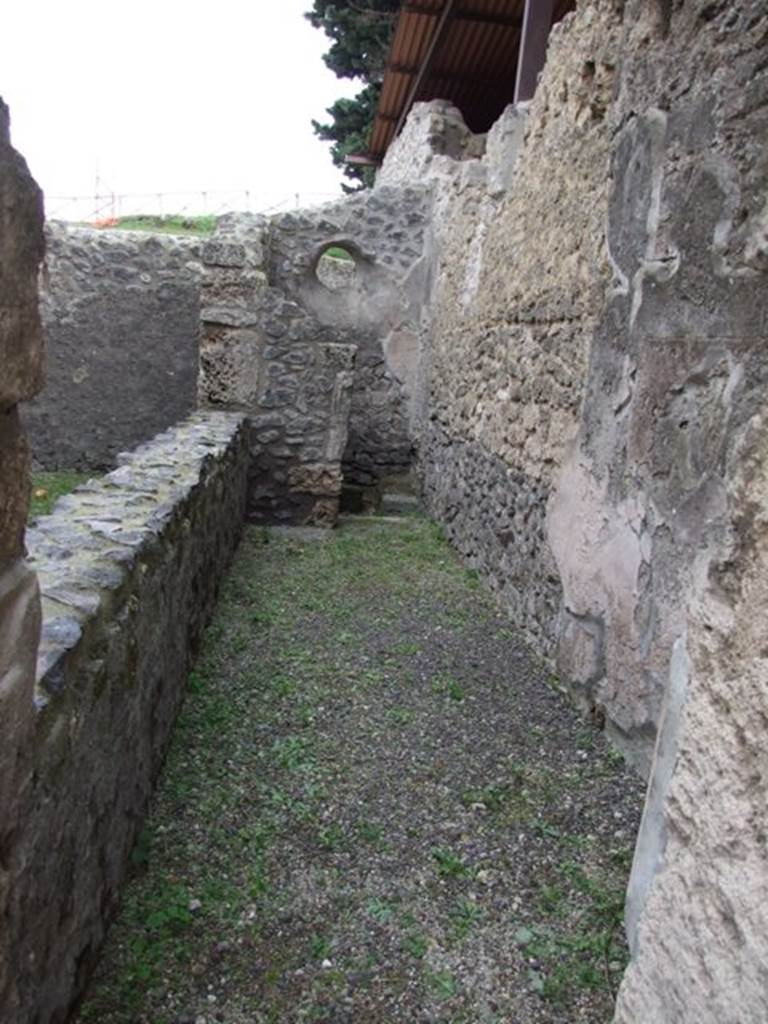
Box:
368;0;576;161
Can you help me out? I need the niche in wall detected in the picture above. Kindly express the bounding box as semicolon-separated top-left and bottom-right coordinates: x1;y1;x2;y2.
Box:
315;244;358;293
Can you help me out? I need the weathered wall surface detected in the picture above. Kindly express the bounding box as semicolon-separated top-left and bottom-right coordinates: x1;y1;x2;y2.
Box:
383;1;768;1020
4;412;248;1024
374;97;486;189
604;1;768;1019
0;95;45;1024
198;214;357;524
394;2;621;678
268;188;429;489
23;187;429;501
199;190;430;522
23;223;201;471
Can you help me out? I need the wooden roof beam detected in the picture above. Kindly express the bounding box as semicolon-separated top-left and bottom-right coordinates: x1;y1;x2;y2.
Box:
402;3;522;28
345;153;381;166
387;62;514;88
514;0;555;102
394;0;458;138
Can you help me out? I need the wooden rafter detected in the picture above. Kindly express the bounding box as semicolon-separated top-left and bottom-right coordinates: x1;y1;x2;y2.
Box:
513;0;555;103
393;0;458;138
402;3;522;29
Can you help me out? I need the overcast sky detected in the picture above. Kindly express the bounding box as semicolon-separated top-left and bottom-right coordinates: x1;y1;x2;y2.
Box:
3;0;362;219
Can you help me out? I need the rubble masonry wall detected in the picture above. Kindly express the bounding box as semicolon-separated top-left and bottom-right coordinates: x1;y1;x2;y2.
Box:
23;223;201;471
378;2;768;1020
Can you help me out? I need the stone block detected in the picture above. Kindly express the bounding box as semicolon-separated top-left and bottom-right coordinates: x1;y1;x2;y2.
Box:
0;100;44;411
287;462;343;497
198;327;262;407
201;304;263;328
0;561;39;1023
201;240;247;268
0;559;39;805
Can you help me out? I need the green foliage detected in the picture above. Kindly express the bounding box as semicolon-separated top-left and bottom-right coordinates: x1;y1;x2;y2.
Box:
305;1;400;187
449;897;483;940
366;896;394;923
304;0;399;79
431;847;470;880
309;933;333;960
110;214;216;236
426;969;457;1000
513;861;628;1005
431;673;465;703
358;820;384;843
317;822;345;850
130;828;153;871
311;83;382;189
29;471;89;519
325;245;355;261
402;931;428;958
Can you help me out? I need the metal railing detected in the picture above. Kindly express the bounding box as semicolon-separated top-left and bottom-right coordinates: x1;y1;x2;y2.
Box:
45;189;342;224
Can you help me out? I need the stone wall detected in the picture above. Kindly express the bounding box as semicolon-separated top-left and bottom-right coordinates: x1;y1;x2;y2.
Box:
21;187;429;507
381;1;768;1020
4;412;248;1024
23;223;201;471
199;189;430;522
267;189;430;490
0;95;46;1024
0;98;250;1024
606;1;768;1019
389;1;622;703
198;214;357;524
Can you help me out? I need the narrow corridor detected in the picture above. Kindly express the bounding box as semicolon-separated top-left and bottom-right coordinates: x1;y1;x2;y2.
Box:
76;514;643;1024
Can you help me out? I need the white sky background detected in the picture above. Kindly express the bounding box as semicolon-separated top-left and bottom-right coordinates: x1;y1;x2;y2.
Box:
3;0;362;219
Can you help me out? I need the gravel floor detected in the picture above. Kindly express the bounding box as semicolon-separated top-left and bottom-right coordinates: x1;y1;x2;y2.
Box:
74;516;645;1024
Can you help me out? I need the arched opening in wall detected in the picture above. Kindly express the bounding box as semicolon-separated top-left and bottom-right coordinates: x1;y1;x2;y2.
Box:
315;244;358;292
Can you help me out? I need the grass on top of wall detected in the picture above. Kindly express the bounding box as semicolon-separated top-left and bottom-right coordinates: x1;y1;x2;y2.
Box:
89;215;217;236
29;471;90;519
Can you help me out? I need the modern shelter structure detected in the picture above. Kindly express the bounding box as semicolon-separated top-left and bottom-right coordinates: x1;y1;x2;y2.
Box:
367;0;576;163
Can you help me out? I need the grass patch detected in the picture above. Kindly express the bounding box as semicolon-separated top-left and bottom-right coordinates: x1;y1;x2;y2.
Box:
514;860;629;1005
107;214;216;236
431;846;471;880
29;470;89;518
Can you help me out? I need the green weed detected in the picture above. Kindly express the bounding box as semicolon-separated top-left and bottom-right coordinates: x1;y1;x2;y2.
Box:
357;820;384;843
108;214;216;236
317;823;345;851
402;932;428;958
449;897;483;939
366;897;394;924
431;847;470;879
426;969;457;1000
29;470;89;518
309;933;332;960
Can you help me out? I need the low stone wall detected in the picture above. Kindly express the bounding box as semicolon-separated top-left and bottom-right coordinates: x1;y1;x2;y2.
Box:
23;223;202;471
2;411;248;1024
